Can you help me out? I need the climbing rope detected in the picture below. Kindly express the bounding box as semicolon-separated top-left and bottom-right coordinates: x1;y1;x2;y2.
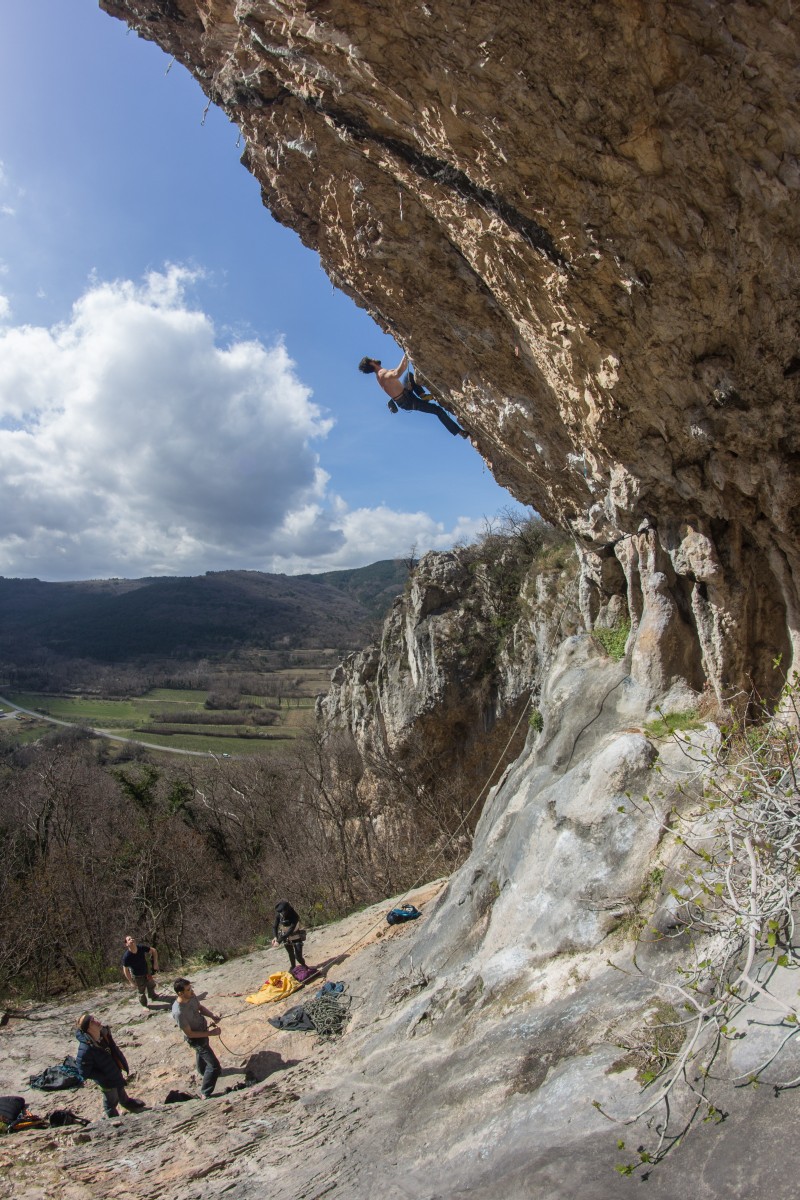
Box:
203;583;578;1063
216;1030;250;1057
204;691;543;1060
329;579;580;962
302;994;352;1038
214;990;351;1059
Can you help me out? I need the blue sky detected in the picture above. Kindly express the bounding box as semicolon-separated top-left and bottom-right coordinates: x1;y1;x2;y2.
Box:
0;1;523;581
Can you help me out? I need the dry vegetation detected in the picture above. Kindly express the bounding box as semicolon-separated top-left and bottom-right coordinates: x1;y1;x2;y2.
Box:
0;519;572;1002
0;723;478;1001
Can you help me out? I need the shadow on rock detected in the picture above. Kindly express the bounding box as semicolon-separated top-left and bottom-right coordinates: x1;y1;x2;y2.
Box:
311;954;349;976
244;1050;300;1082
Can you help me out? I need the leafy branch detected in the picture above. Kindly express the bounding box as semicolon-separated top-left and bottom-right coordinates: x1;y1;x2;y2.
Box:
597;673;800;1176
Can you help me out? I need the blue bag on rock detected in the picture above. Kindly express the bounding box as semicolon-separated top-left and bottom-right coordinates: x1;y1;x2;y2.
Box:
386;905;421;926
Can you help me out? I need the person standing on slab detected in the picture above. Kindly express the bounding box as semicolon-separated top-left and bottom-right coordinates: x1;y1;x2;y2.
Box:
75;1013;145;1118
272;900;308;971
171;978;222;1099
121;934;160;1008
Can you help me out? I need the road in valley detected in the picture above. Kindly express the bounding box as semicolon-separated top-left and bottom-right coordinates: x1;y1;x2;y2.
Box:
0;694;217;757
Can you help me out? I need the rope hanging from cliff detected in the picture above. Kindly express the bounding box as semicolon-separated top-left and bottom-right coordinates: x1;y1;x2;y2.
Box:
327;695;533;964
333;579;579;960
190;587;573;1064
205;583;579;1065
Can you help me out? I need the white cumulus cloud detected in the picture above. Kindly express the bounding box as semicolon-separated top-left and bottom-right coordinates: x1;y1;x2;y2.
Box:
0;267;480;580
265;506;484;574
0;267;336;577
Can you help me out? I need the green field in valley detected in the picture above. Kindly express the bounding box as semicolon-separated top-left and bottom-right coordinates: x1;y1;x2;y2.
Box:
0;679;324;757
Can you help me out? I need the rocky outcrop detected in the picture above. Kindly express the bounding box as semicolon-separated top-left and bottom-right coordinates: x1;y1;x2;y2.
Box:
318;539;580;776
69;4;800;1195
7;648;797;1200
101;0;800;704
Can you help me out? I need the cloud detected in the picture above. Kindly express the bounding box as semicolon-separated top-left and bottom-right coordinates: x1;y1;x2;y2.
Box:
0;267;480;580
0;161;14;216
0;294;9;320
0;267;333;577
264;505;484;574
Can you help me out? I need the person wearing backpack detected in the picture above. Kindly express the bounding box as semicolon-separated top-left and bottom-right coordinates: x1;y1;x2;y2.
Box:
75;1013;145;1118
272;900;308;971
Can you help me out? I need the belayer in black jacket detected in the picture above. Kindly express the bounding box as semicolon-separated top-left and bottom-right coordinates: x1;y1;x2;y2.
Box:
75;1013;145;1118
272;900;307;970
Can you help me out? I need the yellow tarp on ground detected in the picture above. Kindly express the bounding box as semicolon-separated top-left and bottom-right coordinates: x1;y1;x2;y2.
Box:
245;971;301;1006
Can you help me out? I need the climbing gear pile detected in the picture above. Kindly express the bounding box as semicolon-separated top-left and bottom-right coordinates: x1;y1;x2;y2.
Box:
302;993;352;1039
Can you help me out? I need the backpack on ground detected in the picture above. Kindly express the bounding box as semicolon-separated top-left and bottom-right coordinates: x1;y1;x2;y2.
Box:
290;964;315;982
386;904;421;926
0;1095;26;1129
29;1056;84;1091
0;1096;49;1133
49;1109;90;1128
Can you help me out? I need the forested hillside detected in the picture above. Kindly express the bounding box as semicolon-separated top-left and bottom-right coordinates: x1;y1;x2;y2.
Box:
0;561;407;664
0;525;552;1000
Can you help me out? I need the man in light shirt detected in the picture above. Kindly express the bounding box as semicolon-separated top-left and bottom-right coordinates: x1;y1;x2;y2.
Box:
171;978;223;1099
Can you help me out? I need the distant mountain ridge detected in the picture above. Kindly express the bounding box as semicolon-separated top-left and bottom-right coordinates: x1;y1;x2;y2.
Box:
0;561;408;663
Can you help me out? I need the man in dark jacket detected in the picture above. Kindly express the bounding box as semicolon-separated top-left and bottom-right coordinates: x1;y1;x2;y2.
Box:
75;1013;145;1118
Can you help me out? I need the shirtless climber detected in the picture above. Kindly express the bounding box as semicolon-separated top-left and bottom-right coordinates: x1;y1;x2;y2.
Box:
358;352;469;438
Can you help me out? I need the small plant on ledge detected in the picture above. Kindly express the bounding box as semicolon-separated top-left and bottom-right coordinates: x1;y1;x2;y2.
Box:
593;620;631;662
644;709;703;739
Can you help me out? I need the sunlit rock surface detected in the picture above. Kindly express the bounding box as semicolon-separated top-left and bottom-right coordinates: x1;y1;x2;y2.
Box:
102;0;800;701
52;2;800;1194
317;544;580;776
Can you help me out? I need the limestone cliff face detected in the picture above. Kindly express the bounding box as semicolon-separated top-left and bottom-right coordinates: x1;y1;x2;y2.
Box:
37;9;797;1192
318;540;580;775
102;0;800;705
